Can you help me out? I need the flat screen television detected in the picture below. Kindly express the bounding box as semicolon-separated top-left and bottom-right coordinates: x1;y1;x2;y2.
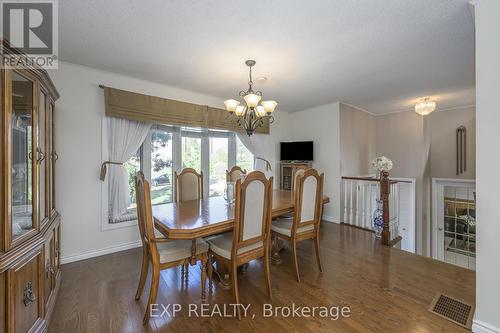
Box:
280;141;313;161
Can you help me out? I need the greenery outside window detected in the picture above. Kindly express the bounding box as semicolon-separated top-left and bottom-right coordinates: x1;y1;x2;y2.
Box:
109;125;254;224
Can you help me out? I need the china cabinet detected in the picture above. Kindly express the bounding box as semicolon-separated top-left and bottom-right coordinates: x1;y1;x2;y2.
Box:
0;40;60;333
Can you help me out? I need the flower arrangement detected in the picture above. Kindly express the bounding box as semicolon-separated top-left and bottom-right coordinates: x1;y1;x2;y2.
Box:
372;156;393;173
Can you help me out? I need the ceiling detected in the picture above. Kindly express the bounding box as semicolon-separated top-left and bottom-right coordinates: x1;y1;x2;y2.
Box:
58;0;475;114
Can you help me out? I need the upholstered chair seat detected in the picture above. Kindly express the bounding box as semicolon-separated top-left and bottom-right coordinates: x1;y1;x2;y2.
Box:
207;233;263;259
158;238;209;263
271;219;314;237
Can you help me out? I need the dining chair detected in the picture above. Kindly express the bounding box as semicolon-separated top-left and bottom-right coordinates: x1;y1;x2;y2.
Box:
207;171;273;320
134;171;209;325
226;165;247;182
271;168;324;282
291;165;309;192
174;168;203;202
277;166;309;220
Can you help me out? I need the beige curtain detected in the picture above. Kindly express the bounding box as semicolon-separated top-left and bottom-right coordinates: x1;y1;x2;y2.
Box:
103;87;269;134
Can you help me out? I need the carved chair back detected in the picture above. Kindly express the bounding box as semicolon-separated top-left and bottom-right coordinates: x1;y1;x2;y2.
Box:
231;171;273;258
292;169;324;233
174;168;203;202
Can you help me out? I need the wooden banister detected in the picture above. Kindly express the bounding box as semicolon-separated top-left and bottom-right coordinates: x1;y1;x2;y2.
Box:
341;176;412;184
380;171;390;246
341;173;403;247
341;176;380;182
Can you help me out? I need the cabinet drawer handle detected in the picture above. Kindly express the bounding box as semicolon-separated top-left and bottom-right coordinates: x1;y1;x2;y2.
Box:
37;149;46;163
23;282;36;306
52;151;59;162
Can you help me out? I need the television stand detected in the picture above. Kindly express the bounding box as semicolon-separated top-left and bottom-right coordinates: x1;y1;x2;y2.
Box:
280;161;312;190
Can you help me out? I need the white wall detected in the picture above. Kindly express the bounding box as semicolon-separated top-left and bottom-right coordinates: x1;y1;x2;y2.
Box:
339;103;376;176
51;62;286;263
286;103;341;222
251;111;292;189
473;1;500;332
375;111;430;255
428;106;476;179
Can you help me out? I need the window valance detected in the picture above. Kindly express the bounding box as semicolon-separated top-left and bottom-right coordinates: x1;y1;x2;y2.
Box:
103;86;269;134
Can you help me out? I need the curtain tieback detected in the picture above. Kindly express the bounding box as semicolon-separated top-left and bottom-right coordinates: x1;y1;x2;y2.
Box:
99;161;123;181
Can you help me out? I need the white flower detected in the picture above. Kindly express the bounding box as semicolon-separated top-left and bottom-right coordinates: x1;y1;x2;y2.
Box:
372;156;393;172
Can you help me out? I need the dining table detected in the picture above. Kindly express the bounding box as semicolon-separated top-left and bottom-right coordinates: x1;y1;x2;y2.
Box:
152;189;329;288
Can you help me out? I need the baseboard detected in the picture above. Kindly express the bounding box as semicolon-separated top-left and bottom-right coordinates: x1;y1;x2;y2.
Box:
473;320;500;333
60;240;142;265
323;215;340;224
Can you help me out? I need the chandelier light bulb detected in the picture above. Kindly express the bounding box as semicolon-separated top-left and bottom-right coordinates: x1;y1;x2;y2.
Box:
224;99;240;113
256;105;266;117
261;100;278;114
243;93;261;108
235;105;246;116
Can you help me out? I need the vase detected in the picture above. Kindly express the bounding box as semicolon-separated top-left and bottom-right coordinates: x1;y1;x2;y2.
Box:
224;181;235;206
373;199;384;239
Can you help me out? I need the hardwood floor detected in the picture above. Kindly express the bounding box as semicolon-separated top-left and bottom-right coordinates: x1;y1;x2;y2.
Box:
49;223;475;333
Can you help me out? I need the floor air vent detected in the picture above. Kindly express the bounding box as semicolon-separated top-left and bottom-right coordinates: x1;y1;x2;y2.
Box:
429;293;474;329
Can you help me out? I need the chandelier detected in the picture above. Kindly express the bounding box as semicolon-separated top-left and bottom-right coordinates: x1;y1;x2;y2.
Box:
414;97;436;116
224;60;277;136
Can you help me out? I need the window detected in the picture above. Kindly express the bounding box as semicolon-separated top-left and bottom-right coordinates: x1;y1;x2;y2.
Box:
108;148;143;225
150;127;173;205
182;136;202;173
123;148;142;209
105;124;256;226
236;136;254;172
209;136;228;196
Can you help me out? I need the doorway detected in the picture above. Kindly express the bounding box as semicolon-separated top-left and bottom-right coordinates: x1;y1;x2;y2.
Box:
432;178;476;270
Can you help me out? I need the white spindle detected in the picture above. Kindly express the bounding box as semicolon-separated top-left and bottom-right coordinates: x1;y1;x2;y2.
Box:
341;177;406;244
355;182;359;227
343;180;348;224
368;184;373;229
349;181;354;225
361;182;366;228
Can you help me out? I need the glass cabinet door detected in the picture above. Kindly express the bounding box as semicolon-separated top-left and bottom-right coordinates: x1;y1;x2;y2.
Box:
39;91;48;224
11;72;35;240
48;102;56;214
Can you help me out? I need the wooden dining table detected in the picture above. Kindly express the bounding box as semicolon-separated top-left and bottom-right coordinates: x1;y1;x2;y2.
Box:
152;189;329;287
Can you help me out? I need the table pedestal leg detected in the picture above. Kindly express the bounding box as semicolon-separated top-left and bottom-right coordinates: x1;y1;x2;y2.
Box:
240;263;249;276
213;260;232;290
271;233;285;264
209;260;250;289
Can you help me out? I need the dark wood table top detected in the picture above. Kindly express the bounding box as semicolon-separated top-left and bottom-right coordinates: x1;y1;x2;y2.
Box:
153;190;329;239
